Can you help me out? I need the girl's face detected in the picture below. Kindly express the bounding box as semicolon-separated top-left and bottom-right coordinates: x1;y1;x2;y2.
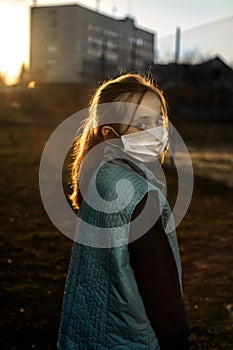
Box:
118;92;164;136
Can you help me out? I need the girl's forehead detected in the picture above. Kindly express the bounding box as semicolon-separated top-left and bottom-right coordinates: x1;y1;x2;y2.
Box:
131;92;162;115
130;91;162;113
140;92;161;110
111;91;163;125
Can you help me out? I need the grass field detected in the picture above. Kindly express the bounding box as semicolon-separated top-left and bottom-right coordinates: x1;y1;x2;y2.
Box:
0;87;233;349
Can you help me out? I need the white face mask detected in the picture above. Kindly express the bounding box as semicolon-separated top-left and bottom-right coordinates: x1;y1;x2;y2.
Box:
108;126;168;163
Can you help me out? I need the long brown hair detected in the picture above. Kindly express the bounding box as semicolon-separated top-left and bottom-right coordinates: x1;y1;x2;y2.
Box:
70;73;169;209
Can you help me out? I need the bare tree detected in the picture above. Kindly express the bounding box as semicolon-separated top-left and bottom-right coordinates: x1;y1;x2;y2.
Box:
17;63;29;84
181;48;209;64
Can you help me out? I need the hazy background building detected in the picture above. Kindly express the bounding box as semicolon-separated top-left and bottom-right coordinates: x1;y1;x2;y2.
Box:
159;16;233;65
30;3;154;83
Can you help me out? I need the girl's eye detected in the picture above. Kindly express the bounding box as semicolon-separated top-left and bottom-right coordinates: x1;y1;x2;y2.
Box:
155;118;164;126
137;122;147;130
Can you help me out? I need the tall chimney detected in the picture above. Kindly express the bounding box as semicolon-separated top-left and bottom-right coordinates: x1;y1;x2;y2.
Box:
175;26;181;63
154;32;158;63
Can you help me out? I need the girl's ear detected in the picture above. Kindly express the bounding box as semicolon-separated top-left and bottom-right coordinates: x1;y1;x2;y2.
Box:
101;126;112;139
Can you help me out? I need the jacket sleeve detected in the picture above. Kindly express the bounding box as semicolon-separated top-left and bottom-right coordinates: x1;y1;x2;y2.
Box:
128;192;190;350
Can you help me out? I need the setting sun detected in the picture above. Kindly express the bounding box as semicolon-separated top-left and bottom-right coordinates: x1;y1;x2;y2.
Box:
0;2;29;84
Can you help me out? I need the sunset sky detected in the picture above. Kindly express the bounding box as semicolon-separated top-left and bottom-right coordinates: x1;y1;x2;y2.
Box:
0;0;232;83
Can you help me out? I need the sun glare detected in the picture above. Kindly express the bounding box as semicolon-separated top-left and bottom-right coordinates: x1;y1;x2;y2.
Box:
0;3;29;84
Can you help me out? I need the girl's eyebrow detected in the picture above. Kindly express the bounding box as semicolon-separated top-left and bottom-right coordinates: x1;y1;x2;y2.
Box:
132;116;151;124
134;113;163;121
136;115;152;120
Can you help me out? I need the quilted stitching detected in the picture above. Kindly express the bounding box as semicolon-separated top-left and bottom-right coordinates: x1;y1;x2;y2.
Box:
57;160;181;350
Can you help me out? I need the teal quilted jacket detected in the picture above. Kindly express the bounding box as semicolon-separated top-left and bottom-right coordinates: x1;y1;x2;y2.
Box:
57;158;182;350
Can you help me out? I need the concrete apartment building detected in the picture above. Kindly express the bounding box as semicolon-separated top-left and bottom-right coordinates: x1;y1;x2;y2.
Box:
30;4;155;83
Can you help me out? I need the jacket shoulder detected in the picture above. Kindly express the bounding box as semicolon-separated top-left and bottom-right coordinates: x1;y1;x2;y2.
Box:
96;160;149;201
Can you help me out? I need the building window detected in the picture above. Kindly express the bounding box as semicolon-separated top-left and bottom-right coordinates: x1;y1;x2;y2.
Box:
47;45;57;53
106;51;118;61
106;40;117;50
46;59;56;66
136;38;143;46
88;36;103;46
104;29;118;38
88;24;101;33
48;9;58;28
87;48;102;58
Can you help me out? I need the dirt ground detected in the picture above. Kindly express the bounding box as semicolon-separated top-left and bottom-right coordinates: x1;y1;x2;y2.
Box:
0;90;233;349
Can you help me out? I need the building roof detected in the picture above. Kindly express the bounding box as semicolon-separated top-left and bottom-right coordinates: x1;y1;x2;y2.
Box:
31;3;155;35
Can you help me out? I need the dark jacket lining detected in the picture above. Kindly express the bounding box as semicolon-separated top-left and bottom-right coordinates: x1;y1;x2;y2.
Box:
128;193;190;350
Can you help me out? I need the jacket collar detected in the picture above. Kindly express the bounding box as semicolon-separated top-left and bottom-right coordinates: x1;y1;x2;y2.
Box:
103;144;166;193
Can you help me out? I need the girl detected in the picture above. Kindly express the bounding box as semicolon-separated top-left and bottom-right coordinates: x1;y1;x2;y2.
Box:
58;73;190;349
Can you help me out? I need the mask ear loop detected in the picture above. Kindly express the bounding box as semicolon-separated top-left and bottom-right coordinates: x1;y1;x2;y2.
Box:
103;126;125;151
107;127;120;138
121;87;147;135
